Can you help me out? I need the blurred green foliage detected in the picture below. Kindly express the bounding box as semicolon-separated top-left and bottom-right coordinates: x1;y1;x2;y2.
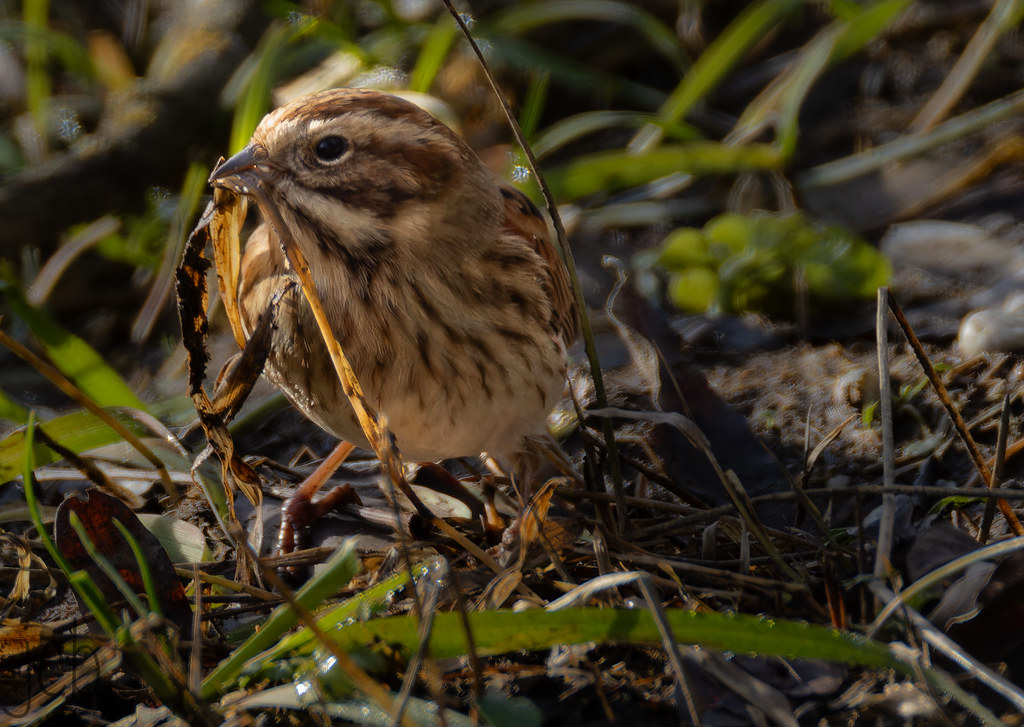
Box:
646;211;891;315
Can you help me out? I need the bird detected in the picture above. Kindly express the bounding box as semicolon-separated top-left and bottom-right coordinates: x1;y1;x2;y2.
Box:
207;87;577;551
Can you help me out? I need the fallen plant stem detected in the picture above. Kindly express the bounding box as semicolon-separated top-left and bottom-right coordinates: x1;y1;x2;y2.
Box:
870;581;1024;718
172;567;277;600
31;426;138;507
627;512;818;550
720;470;802;582
559;483;1024;508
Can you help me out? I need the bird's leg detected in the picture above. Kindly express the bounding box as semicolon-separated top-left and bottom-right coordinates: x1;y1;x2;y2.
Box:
277;440;361;557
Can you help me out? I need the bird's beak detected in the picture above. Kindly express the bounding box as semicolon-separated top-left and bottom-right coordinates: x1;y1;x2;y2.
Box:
209;144;269;195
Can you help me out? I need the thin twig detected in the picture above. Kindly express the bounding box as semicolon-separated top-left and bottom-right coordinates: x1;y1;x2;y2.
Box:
980;387;1010;543
447;567;484;703
587;406;803;581
389;559;445;727
606;549;812;596
874;288;896;578
566;483;1024;540
439;0;627;530
636;575;702;725
886;294;1024;535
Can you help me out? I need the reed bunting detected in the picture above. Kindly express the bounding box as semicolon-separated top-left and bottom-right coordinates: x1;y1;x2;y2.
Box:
208;88;577;547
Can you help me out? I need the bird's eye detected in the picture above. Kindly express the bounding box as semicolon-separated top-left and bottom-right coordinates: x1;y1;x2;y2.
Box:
314;135;348;162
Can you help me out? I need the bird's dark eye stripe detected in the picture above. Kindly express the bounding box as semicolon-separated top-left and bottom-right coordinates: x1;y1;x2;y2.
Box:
315;135;348;161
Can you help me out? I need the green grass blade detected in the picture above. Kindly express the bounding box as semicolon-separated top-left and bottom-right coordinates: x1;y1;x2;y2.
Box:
20;412;66;570
255;561;420;664
67;570;122;637
772;27;840;157
200;538;362;699
484;36;665;109
518;70;550;140
771;0;908;156
322;607;898;670
544;142;783;199
22;0;52;140
0;409;150;483
831;0;912;60
760;0;911;157
229;24;294;154
112;518;164;618
799;87;1024;188
532;110;701;159
0;21;94;75
631;0;803;153
0;390;29;424
69;511;149;617
408;15;458;93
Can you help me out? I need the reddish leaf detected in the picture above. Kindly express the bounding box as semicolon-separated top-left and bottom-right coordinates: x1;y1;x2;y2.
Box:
54;490;192;636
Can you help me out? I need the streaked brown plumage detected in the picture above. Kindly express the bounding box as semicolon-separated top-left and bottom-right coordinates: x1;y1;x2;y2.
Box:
210;87;576;478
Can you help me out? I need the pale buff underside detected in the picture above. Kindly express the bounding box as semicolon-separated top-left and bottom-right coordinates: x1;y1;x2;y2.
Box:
237;218;567;462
